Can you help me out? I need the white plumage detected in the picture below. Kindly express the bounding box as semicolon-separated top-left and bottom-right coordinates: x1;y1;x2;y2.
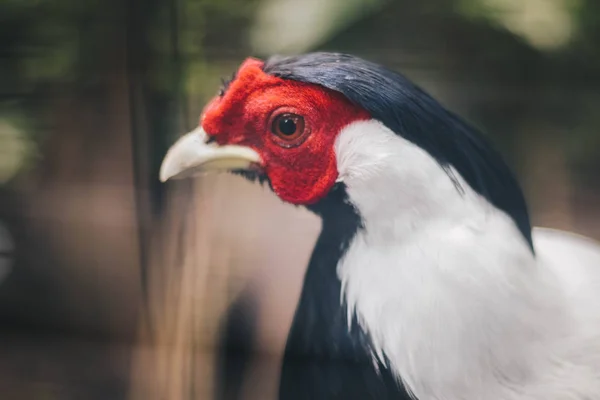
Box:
336;119;600;400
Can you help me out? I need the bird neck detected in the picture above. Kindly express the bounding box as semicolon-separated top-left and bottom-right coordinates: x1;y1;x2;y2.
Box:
328;120;548;399
282;183;367;360
280;183;412;398
335;119;492;243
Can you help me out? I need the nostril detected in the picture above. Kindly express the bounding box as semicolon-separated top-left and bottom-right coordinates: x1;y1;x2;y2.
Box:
206;135;217;145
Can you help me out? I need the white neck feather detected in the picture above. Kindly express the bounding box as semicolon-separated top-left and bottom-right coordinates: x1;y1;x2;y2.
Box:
332;120;600;399
335;119;492;240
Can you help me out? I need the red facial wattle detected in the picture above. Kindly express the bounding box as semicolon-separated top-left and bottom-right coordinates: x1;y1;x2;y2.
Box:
200;58;371;205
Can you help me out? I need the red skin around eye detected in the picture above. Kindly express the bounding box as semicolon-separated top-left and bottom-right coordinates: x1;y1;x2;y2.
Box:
201;58;370;205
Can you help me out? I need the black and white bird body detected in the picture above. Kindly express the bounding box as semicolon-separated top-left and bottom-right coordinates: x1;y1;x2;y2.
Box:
160;53;600;400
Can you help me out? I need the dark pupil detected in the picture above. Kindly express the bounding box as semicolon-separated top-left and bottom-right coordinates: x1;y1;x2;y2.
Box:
278;118;297;136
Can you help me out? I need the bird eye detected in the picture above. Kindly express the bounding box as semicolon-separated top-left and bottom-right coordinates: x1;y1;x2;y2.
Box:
277;117;298;136
271;113;306;146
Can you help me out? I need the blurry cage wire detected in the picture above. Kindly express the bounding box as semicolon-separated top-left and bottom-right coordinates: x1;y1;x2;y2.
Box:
125;0;167;370
125;0;195;339
128;176;248;400
125;0;234;398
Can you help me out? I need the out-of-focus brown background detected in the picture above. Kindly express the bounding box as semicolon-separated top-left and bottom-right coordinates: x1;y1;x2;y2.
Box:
1;0;599;399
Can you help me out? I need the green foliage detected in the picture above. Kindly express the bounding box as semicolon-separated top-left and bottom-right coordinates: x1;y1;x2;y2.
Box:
455;0;583;50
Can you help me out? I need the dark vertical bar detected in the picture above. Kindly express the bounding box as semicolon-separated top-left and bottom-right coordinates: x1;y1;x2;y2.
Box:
125;0;154;337
125;0;188;341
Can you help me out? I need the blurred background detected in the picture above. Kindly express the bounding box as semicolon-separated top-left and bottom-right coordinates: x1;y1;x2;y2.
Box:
1;0;599;399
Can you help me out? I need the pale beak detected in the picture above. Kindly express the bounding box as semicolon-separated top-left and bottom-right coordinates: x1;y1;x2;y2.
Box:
159;126;261;182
